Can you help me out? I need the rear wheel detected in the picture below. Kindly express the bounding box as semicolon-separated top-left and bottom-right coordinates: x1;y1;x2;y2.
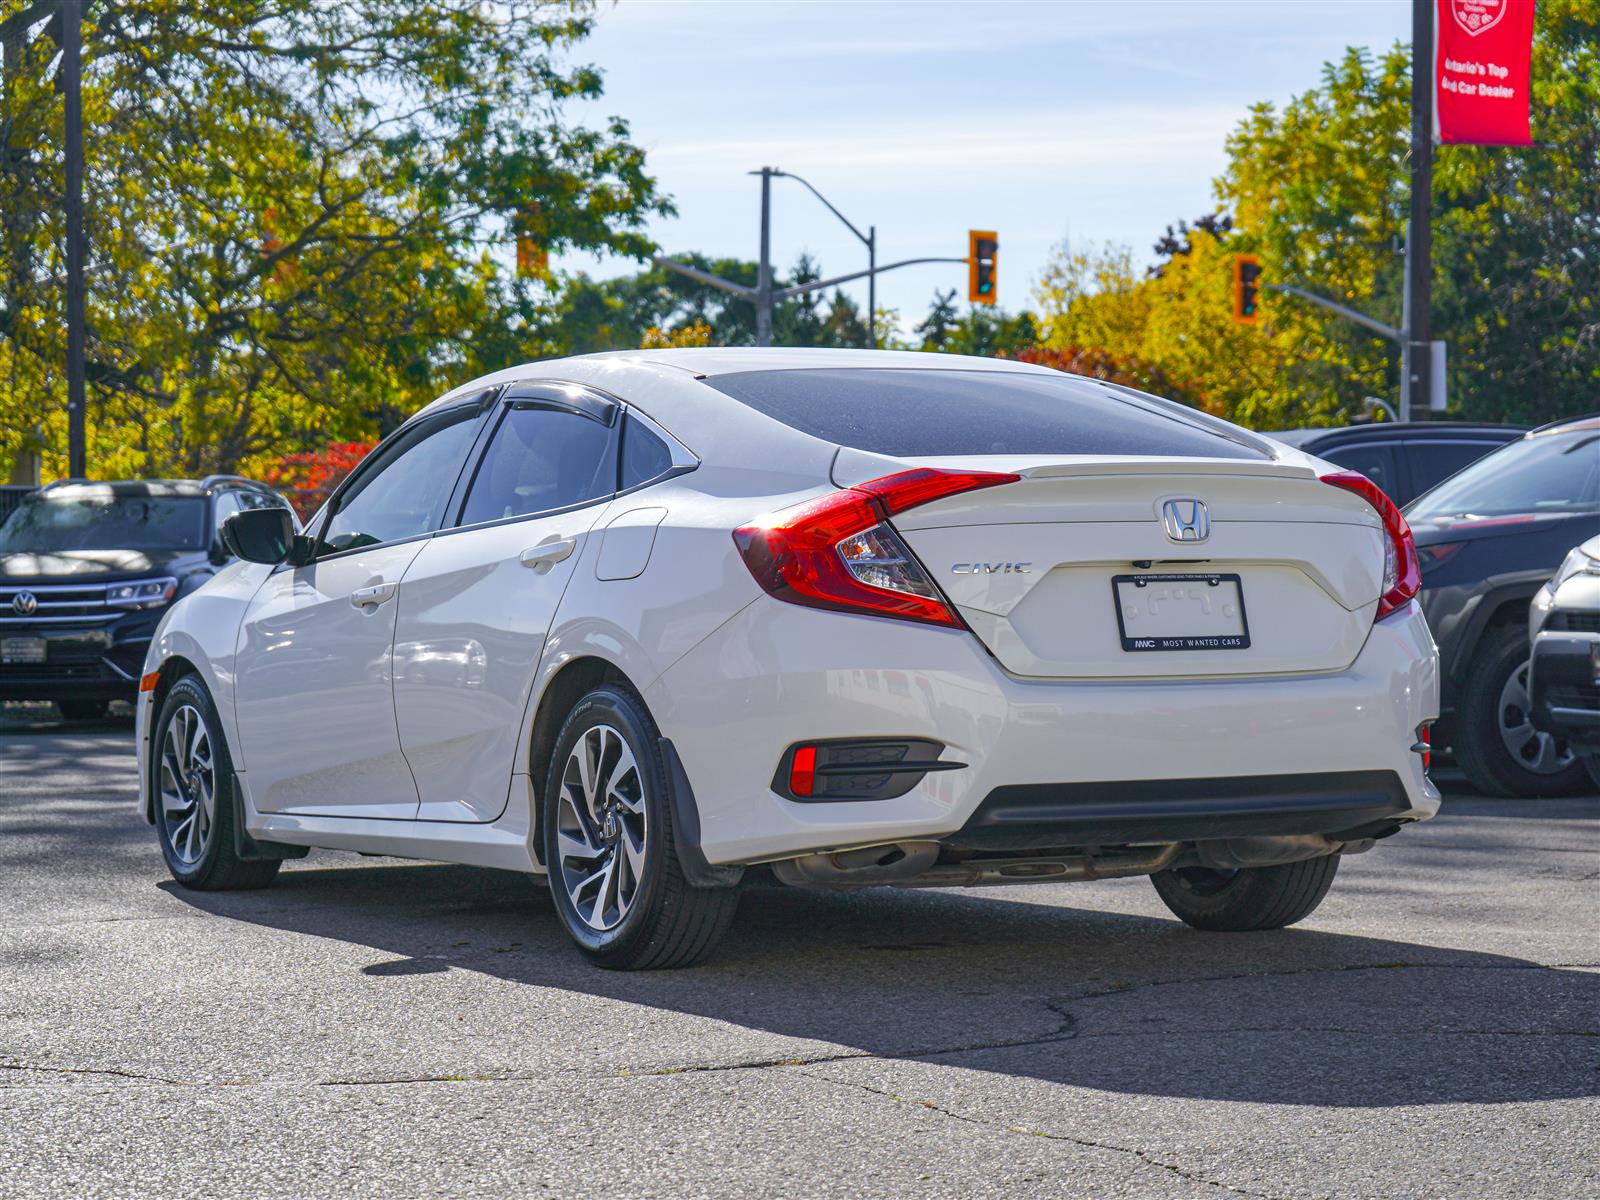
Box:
57;699;108;721
1151;856;1340;932
152;675;280;891
1455;625;1589;798
542;685;737;970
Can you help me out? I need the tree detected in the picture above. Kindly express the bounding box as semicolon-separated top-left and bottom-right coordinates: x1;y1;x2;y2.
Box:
914;289;961;350
0;0;670;480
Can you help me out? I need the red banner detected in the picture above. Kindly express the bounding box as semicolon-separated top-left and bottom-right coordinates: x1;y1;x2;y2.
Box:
1434;0;1537;145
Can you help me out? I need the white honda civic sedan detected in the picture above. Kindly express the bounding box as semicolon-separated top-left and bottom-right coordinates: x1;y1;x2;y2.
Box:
136;349;1440;969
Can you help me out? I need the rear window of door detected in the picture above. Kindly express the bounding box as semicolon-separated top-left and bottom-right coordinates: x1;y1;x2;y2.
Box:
319;408;483;554
1404;440;1504;497
457;402;619;526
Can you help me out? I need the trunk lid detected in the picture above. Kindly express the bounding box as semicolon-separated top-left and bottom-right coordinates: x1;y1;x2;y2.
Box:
878;456;1387;679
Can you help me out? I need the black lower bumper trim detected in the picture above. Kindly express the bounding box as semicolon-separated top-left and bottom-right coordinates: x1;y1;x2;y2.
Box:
950;770;1412;851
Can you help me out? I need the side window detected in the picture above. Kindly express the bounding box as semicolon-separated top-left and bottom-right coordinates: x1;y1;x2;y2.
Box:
620;414;674;490
1406;441;1501;497
458;403;617;526
1321;444;1399;501
320;409;481;554
211;492;242;537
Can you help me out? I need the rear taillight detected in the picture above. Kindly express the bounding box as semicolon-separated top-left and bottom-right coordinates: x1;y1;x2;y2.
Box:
1320;472;1420;620
1415;723;1432;771
734;468;1019;627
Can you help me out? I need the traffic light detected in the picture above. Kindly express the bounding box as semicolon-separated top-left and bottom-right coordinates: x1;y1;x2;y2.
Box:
968;230;998;304
1233;254;1262;324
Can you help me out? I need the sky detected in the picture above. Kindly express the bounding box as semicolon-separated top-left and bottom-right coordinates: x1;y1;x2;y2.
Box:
560;0;1415;327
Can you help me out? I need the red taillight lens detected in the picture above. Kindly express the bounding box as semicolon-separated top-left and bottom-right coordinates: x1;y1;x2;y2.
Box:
734;468;1020;627
1417;723;1431;771
789;745;817;796
1320;472;1421;620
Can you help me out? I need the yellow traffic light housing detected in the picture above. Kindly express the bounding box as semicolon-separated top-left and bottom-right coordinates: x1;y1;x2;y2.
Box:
1233;254;1262;324
968;231;998;305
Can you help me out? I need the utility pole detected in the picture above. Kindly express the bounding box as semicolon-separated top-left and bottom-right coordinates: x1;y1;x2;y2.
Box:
755;167;773;347
62;0;86;476
1403;0;1434;422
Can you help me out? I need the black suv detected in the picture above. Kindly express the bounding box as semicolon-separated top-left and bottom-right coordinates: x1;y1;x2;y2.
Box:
0;477;290;719
1267;421;1525;508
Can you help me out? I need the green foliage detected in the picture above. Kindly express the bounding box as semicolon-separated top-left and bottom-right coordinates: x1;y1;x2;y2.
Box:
0;0;669;478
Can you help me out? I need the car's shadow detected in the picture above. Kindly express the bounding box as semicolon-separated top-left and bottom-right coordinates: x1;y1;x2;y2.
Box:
165;854;1600;1109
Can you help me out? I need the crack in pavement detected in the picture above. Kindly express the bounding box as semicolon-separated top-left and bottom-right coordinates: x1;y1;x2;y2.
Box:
796;1068;1286;1200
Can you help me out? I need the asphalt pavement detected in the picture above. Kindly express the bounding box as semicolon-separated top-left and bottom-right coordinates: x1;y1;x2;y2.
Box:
1;703;1596;1199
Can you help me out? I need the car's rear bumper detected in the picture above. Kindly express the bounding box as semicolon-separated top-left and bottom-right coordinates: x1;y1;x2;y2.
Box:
1530;631;1600;754
648;598;1441;866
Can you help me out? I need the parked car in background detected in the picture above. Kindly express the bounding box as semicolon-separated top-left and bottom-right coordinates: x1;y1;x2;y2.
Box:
1403;415;1600;797
0;476;293;720
1528;535;1600;788
1267;422;1525;508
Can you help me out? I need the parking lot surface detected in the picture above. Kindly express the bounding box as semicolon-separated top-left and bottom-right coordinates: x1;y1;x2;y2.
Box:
1;706;1596;1199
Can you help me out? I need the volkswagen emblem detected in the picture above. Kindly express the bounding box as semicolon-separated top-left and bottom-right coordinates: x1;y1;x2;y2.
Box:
11;591;37;617
1161;499;1210;543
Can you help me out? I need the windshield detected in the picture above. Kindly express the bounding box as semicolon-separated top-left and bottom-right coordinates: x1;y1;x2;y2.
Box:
1406;431;1600;521
0;493;208;552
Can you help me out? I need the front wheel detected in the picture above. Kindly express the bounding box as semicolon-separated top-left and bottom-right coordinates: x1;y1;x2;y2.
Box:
152;675;280;891
1455;625;1589;798
542;685;737;970
1151;856;1340;932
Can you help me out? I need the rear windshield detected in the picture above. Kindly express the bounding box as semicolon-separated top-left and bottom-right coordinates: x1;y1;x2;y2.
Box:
0;493;208;552
704;368;1269;460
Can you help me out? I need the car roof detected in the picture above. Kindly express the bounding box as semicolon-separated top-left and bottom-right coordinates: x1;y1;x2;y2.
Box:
35;477;274;499
1267;422;1526;450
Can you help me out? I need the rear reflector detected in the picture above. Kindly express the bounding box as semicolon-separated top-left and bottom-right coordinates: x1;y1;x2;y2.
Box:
139;670;161;693
789;745;818;797
1414;723;1432;771
734;468;1019;627
1320;472;1420;620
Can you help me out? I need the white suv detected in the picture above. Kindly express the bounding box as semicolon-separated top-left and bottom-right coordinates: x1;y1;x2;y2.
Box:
137;349;1440;968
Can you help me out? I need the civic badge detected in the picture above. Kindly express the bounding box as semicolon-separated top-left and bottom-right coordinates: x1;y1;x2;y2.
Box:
1161;499;1210;543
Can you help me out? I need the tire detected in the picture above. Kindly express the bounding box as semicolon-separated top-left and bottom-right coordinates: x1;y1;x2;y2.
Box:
151;675;280;891
541;684;737;970
57;699;108;721
1151;856;1340;932
1454;625;1590;798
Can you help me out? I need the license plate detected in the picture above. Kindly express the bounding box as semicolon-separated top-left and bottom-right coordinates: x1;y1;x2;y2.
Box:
1;637;47;665
1112;573;1250;652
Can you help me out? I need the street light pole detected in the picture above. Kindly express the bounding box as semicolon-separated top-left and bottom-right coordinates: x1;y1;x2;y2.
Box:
755;167;773;347
62;0;86;476
867;225;876;348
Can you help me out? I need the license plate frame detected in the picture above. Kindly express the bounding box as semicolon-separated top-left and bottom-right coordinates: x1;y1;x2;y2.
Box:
1;636;47;665
1111;572;1251;652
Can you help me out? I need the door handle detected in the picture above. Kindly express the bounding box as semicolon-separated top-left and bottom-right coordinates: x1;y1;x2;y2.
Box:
350;581;397;610
519;539;576;574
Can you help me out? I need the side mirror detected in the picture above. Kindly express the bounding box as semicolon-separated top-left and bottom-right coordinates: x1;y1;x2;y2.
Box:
220;508;297;565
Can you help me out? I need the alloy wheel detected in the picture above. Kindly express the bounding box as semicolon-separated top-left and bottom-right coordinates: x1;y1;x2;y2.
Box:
1497;658;1575;777
555;724;649;932
159;704;216;865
